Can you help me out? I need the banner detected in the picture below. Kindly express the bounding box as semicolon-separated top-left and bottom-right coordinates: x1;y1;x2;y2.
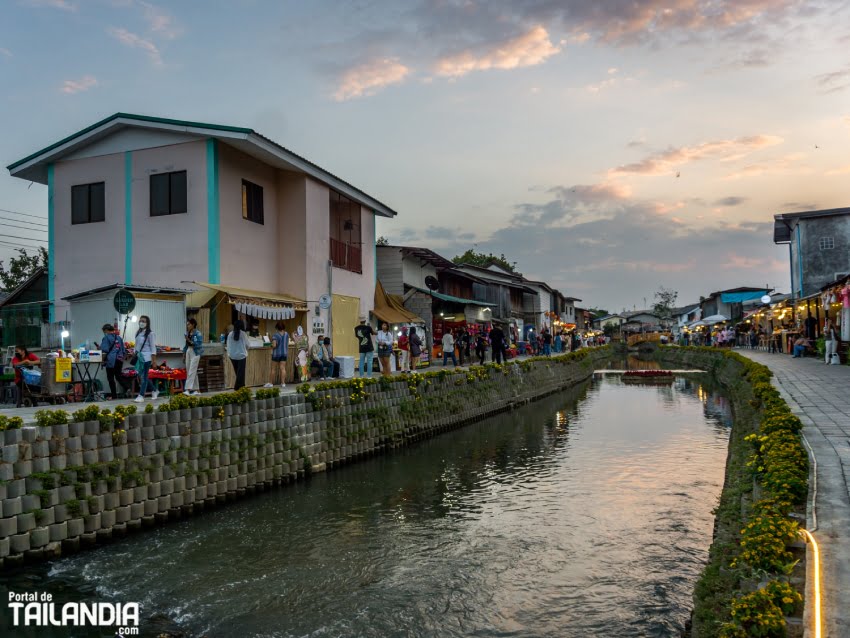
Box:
55;358;72;383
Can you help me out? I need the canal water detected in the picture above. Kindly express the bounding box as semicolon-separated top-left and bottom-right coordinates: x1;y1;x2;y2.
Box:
1;373;732;638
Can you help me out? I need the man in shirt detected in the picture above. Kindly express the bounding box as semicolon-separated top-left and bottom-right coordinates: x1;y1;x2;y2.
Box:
11;345;39;408
489;326;505;364
442;330;457;367
310;335;333;380
354;316;374;377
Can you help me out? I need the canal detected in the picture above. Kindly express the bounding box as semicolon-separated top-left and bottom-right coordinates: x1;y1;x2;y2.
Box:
1;372;732;638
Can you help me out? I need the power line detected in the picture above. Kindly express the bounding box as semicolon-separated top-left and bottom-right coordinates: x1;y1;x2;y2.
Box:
0;233;47;244
0;207;48;221
0;221;48;234
0;215;48;228
0;239;47;251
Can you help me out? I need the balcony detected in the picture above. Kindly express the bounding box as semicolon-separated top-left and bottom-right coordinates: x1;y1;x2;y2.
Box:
330;237;362;274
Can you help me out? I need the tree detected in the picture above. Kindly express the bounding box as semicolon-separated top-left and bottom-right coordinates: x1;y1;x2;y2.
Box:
0;247;48;292
452;249;517;273
376;236;390;246
652;286;678;327
586;308;609;318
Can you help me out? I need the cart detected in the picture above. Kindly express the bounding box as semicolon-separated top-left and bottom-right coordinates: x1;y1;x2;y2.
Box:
15;359;71;406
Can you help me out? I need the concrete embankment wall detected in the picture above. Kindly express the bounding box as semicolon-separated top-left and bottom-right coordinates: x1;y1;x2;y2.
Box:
0;349;610;568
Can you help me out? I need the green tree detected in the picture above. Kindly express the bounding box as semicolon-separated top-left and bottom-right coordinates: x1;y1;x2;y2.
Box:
586;308;609;317
652;286;678;327
452;249;517;273
0;247;48;292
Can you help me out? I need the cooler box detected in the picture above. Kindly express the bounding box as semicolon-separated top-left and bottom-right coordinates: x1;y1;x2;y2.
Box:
336;356;355;379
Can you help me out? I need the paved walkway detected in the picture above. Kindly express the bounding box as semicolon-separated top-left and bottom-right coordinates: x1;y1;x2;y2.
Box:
737;349;850;638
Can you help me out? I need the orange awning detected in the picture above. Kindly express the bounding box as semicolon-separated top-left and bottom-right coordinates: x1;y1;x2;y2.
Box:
373;280;424;325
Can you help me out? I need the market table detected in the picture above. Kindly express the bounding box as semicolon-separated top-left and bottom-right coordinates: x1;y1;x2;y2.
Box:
147;368;187;396
73;360;102;402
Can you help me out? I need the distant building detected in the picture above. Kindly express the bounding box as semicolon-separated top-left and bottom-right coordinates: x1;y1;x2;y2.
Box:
774;207;850;298
699;287;770;322
592;314;625;331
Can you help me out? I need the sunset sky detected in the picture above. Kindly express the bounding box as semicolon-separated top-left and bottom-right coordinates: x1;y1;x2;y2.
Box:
1;0;848;310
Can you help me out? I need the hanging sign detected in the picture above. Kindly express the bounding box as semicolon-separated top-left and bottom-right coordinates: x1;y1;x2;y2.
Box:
113;290;136;315
55;357;72;383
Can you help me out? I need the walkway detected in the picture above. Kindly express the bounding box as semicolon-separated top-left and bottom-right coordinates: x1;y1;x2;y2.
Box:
737;349;850;638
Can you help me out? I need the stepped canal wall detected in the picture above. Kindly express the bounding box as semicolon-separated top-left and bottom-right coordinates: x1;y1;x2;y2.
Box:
0;349;611;568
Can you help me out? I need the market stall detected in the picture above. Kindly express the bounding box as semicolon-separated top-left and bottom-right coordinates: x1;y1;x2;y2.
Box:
373;281;426;371
187;282;307;388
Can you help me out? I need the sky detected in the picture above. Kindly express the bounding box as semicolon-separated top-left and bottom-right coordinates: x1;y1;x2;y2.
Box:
1;0;849;311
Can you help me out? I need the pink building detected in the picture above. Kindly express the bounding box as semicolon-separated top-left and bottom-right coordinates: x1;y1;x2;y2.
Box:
7;113;397;356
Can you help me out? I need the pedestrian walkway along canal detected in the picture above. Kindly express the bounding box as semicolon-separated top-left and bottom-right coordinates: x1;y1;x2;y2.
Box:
1;373;733;637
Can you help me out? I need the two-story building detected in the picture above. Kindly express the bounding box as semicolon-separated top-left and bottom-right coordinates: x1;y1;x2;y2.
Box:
453;263;537;342
7;113;397;357
774;207;850;298
375;245;492;357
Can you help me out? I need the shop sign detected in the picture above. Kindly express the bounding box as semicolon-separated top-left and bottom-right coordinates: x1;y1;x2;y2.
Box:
312;319;325;335
113;290;136;315
55;358;72;383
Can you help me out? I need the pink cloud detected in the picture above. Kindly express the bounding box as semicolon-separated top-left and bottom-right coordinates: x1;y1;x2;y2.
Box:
434;26;561;79
107;27;162;65
826;164;850;176
723;153;808;179
60;75;98;94
611;134;783;176
334;58;410;101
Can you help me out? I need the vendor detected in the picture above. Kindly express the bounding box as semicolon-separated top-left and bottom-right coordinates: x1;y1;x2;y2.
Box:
11;345;39;408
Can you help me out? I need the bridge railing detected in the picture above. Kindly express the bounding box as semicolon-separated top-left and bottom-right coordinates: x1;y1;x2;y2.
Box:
626;333;671;347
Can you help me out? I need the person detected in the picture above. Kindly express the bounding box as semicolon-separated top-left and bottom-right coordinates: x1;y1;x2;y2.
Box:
133;315;157;402
355;316;374;377
310;334;333;380
456;328;468;366
527;328;536;355
542;328;552;356
824;317;838;364
323;336;339;378
409;326;422;371
442;329;457;367
376;321;394;377
266;322;289;389
100;323;126;400
294;325;309;383
792;335;809;358
475;333;487;365
183;318;203;396
490;325;505;364
11;345;39;408
226;319;248;390
397;326;410;373
554;331;562;353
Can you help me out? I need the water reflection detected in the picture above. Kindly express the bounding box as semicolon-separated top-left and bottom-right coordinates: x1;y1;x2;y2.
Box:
0;376;731;638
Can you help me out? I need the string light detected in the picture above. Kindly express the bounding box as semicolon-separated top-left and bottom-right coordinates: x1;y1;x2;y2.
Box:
800;529;822;638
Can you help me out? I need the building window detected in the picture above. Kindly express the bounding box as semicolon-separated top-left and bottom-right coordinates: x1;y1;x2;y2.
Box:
241;180;264;225
71;182;105;225
329;190;362;273
819;236;834;250
150;170;187;216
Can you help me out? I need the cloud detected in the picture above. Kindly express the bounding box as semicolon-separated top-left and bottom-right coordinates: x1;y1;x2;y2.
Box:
610;134;783;176
0;47;11;58
713;196;747;207
780;202;818;211
826;164;850;176
583;67;634;93
334;57;410;101
434;26;560;79
107;27;162;65
138;1;181;39
710;48;772;72
723;152;808;179
814;66;850;94
23;0;76;10
60;75;98;94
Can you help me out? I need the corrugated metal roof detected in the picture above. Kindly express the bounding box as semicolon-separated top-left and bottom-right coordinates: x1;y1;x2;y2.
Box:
410;286;494;307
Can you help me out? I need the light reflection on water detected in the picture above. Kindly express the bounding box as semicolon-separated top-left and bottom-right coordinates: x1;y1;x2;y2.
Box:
0;375;731;638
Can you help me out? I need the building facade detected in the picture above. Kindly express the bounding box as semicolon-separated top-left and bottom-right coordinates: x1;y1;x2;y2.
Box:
7;113;397;355
774;207;850;298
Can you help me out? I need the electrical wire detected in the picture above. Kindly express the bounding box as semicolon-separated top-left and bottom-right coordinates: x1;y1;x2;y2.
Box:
0;215;48;228
0;233;47;244
0;221;48;234
0;207;48;221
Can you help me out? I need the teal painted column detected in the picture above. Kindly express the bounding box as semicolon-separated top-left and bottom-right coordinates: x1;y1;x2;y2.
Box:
124;151;133;284
372;210;377;285
47;163;55;322
206;139;220;284
796;225;803;298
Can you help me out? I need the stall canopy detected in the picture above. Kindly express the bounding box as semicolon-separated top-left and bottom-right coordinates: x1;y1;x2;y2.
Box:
191;282;307;319
410;286;495;307
703;314;729;323
720;290;768;303
373;280;423;325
